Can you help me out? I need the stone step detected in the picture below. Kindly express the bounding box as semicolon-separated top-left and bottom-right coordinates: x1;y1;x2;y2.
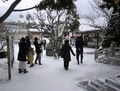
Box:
86;84;100;91
110;77;120;84
97;79;120;91
115;76;120;80
91;79;120;91
77;81;100;91
77;81;89;87
91;80;108;91
105;78;120;89
77;75;120;91
77;81;89;91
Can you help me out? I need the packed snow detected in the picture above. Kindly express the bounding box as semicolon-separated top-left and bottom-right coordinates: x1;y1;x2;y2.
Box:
0;44;120;91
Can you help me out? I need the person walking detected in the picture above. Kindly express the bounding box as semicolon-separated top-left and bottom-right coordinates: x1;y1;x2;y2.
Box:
60;39;75;70
75;35;84;65
28;47;35;67
70;36;75;46
42;39;47;50
25;36;31;64
33;37;43;65
17;37;28;73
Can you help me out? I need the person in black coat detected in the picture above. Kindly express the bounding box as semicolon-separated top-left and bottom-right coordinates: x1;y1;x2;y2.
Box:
75;36;84;64
60;39;75;70
25;36;31;50
25;36;31;64
33;37;43;65
17;37;28;73
42;39;47;50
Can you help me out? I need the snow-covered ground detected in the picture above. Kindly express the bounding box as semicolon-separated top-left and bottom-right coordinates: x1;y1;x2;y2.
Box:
0;44;120;91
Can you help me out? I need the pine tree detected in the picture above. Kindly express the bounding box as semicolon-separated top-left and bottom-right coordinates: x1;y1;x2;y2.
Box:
37;0;74;10
101;0;120;47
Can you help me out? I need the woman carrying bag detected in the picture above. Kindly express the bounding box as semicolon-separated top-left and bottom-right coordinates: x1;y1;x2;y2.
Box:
60;39;75;70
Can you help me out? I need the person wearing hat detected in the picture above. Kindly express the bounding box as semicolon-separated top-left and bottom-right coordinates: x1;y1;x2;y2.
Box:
17;37;28;73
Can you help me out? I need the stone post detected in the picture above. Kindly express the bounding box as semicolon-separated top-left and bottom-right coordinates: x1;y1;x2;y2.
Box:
94;49;98;60
110;41;114;57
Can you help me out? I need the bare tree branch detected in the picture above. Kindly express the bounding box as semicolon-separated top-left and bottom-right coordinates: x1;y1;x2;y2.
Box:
13;6;37;12
82;0;111;30
0;0;21;23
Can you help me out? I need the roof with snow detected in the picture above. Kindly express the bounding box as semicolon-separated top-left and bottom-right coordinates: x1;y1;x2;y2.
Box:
28;28;44;32
79;17;108;32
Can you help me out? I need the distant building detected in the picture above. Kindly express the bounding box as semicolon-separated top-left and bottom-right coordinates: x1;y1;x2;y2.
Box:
74;29;103;48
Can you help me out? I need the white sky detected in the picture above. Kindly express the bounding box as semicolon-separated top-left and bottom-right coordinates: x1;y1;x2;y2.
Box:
0;0;41;22
0;0;95;22
0;44;120;91
0;0;107;31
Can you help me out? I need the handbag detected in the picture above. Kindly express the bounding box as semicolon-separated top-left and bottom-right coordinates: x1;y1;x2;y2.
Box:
40;47;43;53
61;51;64;58
77;48;81;54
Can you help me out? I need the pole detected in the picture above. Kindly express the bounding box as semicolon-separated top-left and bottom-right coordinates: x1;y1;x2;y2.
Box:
96;32;99;49
7;36;11;80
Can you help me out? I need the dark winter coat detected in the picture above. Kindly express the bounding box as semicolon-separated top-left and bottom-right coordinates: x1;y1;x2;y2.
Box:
75;37;84;53
60;43;75;62
17;38;28;61
33;39;43;53
26;38;31;50
42;40;47;46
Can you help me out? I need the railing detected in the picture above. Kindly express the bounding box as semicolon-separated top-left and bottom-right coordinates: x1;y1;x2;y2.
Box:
94;48;110;60
94;42;120;60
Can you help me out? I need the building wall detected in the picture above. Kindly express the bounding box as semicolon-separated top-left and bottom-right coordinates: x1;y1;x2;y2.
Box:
75;30;103;48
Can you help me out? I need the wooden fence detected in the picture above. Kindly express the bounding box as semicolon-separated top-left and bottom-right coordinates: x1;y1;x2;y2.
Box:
94;42;120;60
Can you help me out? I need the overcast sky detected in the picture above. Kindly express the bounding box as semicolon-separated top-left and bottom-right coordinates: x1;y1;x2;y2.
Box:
0;0;96;22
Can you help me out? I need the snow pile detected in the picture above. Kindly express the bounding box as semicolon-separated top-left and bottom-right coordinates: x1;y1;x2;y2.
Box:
0;45;120;91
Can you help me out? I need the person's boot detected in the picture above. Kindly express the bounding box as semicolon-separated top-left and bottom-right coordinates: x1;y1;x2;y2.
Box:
77;59;79;65
18;69;23;73
27;61;30;64
39;60;42;65
29;64;34;67
24;69;28;73
35;61;37;64
81;58;83;64
65;67;68;70
39;63;42;65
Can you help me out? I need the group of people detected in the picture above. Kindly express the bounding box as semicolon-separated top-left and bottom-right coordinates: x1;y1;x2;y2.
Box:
60;35;84;70
17;36;43;74
17;35;84;73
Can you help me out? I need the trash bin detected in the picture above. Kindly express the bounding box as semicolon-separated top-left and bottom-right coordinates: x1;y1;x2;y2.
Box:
46;46;53;56
0;51;7;58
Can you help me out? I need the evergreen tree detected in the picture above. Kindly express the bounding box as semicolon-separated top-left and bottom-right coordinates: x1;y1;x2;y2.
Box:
37;0;80;34
37;0;74;10
101;0;120;47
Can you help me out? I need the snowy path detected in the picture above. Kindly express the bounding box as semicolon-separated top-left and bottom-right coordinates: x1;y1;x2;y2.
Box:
0;45;120;91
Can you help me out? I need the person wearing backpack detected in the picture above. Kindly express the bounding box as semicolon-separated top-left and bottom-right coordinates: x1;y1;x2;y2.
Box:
33;37;43;65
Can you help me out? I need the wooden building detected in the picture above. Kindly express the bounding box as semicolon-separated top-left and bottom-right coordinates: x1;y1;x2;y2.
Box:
74;29;103;48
